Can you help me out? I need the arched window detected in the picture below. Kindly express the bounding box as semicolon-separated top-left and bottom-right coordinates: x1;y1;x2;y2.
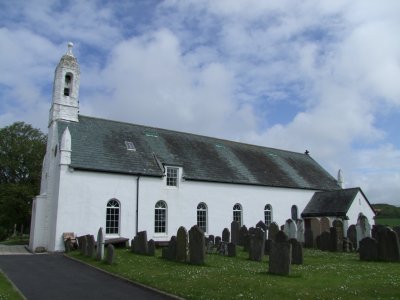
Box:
233;203;242;227
155;201;167;233
291;205;298;221
197;202;207;233
264;204;272;227
106;199;120;235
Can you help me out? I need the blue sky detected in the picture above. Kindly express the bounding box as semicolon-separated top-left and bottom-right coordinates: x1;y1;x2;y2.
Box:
1;0;399;205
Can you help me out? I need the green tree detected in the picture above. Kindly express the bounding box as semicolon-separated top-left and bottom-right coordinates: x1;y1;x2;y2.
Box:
0;122;46;239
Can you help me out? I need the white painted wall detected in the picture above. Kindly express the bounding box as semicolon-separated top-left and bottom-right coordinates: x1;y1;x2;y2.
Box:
346;191;375;226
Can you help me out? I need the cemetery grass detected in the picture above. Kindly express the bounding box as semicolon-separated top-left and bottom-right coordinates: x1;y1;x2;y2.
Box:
69;248;400;300
0;271;23;300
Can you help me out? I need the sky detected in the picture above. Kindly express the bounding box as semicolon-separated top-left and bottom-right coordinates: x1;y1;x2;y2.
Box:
1;0;399;205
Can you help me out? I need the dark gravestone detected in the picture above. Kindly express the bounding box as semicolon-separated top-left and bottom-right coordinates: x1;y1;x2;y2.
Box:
147;239;155;256
131;236;137;252
332;220;344;252
304;228;314;248
268;222;280;241
289;238;303;265
310;218;321;246
227;242;236;257
208;235;215;244
249;227;265;262
377;227;400;262
347;225;357;250
269;232;291;276
136;231;148;255
329;227;339;252
248;227;256;235
256;220;267;231
320;217;330;233
162;236;177;260
222;228;230;243
106;244;115;265
243;234;251;252
359;237;378;261
393;227;400;244
265;239;272;255
238;225;248;246
80;236;88;256
342;238;352;252
231;221;240;245
189;225;205;264
319;232;331;251
176;226;188;262
87;235;96;257
316;235;321;250
215;236;222;247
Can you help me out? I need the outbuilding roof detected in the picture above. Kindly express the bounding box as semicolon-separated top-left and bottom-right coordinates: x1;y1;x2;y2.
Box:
57;115;341;190
301;187;366;217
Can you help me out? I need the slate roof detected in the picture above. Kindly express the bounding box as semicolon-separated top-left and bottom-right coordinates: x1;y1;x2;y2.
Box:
57;115;341;190
301;188;365;217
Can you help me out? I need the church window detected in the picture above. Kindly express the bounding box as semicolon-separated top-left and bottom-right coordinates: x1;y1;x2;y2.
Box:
155;200;167;233
233;203;242;227
125;141;136;151
264;204;272;227
197;202;207;233
291;205;298;221
166;167;178;186
106;199;120;235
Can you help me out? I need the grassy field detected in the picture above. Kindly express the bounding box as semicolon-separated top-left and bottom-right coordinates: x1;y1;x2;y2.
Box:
0;271;23;300
375;218;400;227
69;247;400;300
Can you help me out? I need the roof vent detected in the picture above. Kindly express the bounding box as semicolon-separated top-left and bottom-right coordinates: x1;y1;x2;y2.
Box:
125;141;136;151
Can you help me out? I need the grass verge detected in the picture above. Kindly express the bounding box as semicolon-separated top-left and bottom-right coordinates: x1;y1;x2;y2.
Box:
68;247;400;300
0;271;24;300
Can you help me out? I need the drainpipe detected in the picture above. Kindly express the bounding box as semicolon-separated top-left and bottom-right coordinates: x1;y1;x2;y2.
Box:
136;175;141;235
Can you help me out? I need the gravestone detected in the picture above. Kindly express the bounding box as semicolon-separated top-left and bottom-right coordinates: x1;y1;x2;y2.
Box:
227;242;236;257
284;219;297;240
243;233;251;252
206;240;214;254
310;218;321;246
359;237;378;261
208;235;215;244
189;225;205;264
215;236;222;247
289;238;303;265
320;217;330;233
87;235;96;257
347;225;357;250
393;227;400;244
176;226;188;262
147;239;155;256
218;242;228;255
231;221;240;245
256;220;267;231
332;220;344;252
356;215;371;248
80;235;88;256
377;227;400;262
304;228;314;248
222;228;230;243
162;236;177;260
249;227;265;262
268;222;280;241
106;244;115;265
238;225;248;246
135;231;148;255
319;232;331;251
131;236;137;252
96;227;105;261
342;237;352;252
269;231;291;275
296;219;305;243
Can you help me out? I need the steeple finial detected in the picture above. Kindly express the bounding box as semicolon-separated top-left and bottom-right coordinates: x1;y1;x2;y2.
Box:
66;42;74;56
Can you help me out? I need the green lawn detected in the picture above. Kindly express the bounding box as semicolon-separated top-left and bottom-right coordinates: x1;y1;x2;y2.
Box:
375;218;400;227
0;271;23;300
69;247;400;300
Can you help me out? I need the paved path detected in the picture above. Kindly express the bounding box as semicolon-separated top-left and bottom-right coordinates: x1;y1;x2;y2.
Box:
0;254;180;300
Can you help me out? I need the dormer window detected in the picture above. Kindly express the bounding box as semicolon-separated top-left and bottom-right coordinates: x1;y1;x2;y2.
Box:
125;141;136;151
166;167;179;187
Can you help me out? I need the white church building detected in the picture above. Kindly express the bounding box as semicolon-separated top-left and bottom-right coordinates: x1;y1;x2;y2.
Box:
29;44;375;252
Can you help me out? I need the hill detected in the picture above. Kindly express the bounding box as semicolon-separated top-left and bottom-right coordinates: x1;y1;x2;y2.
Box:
371;203;400;218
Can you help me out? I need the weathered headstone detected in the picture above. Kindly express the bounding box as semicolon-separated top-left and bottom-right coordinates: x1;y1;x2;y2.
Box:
249;227;265;261
96;227;105;261
319;232;331;251
284;219;297;240
256;220;267;231
135;231;148;255
162;236;177;260
189;225;205;264
215;236;222;247
347;225;357;250
222;228;230;243
206;240;214;254
176;226;188;262
87;235;96;257
377;227;400;262
231;221;240;245
227;242;236;257
332;220;344;252
80;235;88;256
296;219;304;243
310;218;321;246
238;225;248;246
356;215;371;248
393;227;400;244
218;242;228;255
320;217;330;233
359;237;378;261
147;239;155;256
304;228;314;248
106;244;115;265
268;222;280;241
269;231;291;275
342;237;352;252
289;238;303;265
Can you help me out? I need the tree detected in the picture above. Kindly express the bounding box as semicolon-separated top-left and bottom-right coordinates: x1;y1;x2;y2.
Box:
0;122;46;239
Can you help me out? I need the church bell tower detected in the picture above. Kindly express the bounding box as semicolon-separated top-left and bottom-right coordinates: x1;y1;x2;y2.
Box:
49;42;80;125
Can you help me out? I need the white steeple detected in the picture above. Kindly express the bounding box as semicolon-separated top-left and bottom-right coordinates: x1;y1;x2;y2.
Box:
338;169;344;188
49;42;80;125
